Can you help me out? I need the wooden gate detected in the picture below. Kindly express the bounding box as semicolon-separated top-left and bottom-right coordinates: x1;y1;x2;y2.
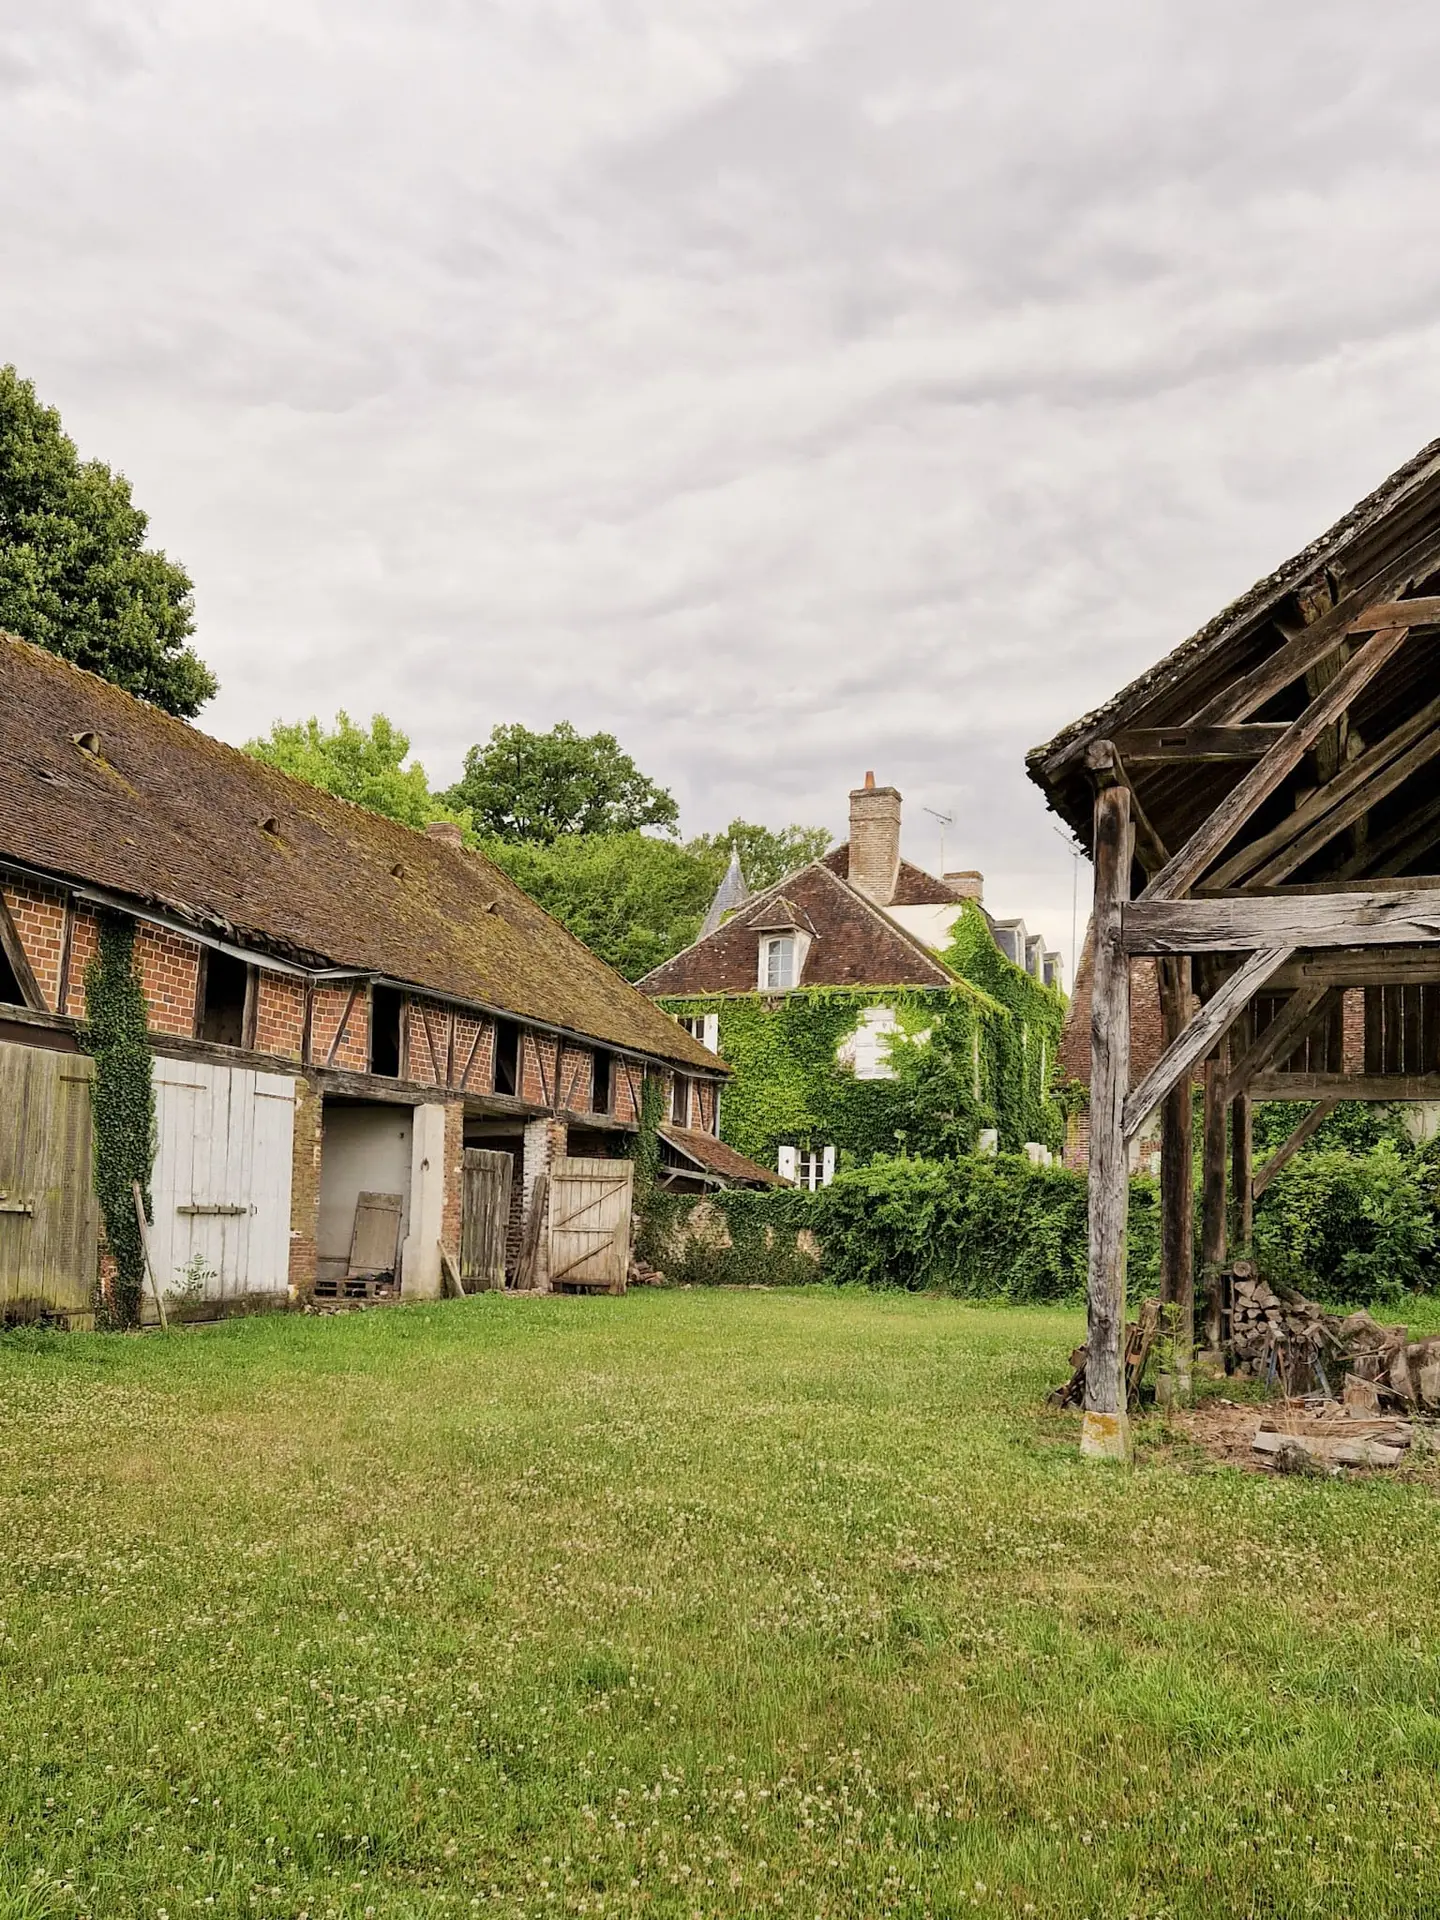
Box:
461;1148;512;1291
548;1156;633;1294
0;1040;98;1322
150;1059;295;1312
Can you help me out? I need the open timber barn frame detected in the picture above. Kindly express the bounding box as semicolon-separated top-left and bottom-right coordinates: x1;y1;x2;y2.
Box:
1029;436;1440;1459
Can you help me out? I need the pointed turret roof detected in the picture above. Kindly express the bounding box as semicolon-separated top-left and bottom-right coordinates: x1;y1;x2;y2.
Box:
699;846;749;938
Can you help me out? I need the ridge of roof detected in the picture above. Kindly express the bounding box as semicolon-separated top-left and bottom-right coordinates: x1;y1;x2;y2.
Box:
0;634;721;1073
1027;433;1440;784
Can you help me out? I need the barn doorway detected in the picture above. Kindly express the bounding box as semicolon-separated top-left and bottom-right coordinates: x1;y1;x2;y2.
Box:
316;1100;414;1298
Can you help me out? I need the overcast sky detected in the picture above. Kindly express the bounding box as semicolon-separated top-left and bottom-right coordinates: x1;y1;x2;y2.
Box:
6;2;1440;976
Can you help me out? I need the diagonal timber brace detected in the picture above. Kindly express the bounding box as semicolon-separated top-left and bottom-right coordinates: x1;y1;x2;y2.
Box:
1221;984;1341;1103
1140;625;1411;902
1121;945;1294;1144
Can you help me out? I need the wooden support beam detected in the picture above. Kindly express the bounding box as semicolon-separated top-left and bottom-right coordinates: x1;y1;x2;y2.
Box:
1349;596;1440;630
1082;781;1132;1461
0;890;44;1011
1192;588;1371;725
1252;1100;1338;1200
1111;725;1289;763
1270;951;1440;990
1124;886;1440;955
1248;1071;1440;1101
1221;984;1337;1101
1121;944;1293;1142
1200;1054;1228;1354
1208;689;1440;890
1084;740;1169;876
1232;1085;1254;1250
1157;957;1194;1397
1141;626;1411;901
1338;788;1440;883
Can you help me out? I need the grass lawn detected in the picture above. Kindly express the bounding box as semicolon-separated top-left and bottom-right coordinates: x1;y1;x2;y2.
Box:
4;1290;1440;1920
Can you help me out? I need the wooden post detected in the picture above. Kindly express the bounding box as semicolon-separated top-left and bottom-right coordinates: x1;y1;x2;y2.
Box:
1157;957;1194;1399
1200;1053;1228;1358
1229;1004;1254;1253
1082;774;1132;1460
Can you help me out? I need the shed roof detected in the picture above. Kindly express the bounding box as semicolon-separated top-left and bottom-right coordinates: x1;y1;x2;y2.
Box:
1027;436;1440;866
0;636;720;1072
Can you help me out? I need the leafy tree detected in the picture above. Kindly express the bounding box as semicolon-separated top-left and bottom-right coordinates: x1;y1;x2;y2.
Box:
684;820;831;893
244;712;471;835
0;364;214;715
446;721;679;842
484;833;714;980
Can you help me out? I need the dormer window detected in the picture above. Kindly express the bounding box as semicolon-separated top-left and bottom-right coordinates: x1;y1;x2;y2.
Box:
761;935;797;991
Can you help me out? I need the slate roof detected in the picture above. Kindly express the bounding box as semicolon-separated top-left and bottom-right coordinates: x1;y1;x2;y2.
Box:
658;1124;782;1187
0;636;720;1072
639;859;956;995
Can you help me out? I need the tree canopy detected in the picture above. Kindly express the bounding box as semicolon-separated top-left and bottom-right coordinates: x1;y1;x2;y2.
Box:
0;365;214;716
243;712;471;835
446;721;680;842
685;820;832;895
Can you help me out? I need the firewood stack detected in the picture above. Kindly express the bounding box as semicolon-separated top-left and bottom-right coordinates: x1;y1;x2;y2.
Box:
1225;1265;1350;1392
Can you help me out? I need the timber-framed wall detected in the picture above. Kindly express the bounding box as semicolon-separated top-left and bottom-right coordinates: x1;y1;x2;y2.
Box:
1028;436;1440;1458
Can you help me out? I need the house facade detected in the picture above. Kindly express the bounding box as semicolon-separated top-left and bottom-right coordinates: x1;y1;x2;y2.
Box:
0;637;754;1324
640;776;1066;1180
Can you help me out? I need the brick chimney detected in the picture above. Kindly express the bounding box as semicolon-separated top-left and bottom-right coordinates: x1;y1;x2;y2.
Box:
848;772;902;906
425;821;464;848
945;869;983;902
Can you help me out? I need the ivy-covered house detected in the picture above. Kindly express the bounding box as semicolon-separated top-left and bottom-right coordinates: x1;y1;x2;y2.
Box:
639;775;1067;1181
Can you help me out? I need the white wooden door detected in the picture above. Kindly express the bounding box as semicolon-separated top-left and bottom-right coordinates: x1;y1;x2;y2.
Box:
151;1060;295;1307
548;1156;633;1293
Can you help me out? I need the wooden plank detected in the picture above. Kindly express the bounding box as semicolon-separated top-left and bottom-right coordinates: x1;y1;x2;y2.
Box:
133;1180;169;1332
1231;1085;1253;1250
1339;787;1440;882
439;1242;465;1298
1252;1100;1338;1199
1124;887;1440;955
0;891;44;1010
1122;945;1292;1143
515;1170;550;1290
1209;689;1440;890
548;1157;634;1292
1111;725;1289;763
1349;596;1440;630
323;979;364;1068
1222;984;1337;1100
1157;957;1194;1389
1248;1072;1440;1100
1141;626;1412;901
1270;951;1440;990
1082;782;1131;1458
1200;1054;1227;1352
460;1147;511;1290
347;1191;403;1276
1083;741;1169;875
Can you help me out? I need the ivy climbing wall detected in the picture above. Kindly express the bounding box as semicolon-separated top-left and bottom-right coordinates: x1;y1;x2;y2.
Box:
657;903;1065;1170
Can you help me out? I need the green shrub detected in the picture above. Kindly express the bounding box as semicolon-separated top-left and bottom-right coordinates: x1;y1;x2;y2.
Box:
1252;1142;1438;1304
639;1187;824;1288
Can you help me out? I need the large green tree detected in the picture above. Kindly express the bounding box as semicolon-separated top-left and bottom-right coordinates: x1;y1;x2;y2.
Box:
0;365;213;715
244;712;471;835
684;820;831;893
446;721;680;842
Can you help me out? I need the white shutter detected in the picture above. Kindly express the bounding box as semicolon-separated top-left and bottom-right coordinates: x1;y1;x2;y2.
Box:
702;1012;719;1053
777;1145;798;1183
821;1145;836;1187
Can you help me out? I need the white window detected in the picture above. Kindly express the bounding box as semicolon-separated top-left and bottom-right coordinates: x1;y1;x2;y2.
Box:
793;1146;836;1191
851;1005;899;1081
761;935;797;991
670;1074;691;1127
679;1012;720;1053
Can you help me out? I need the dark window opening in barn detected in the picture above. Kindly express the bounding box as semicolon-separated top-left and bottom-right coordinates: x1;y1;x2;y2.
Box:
199;950;251;1047
671;1074;691;1127
370;985;403;1077
592;1050;613;1114
494;1018;520;1095
0;943;24;1006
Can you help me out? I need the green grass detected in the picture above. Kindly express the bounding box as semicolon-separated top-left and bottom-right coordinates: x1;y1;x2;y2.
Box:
4;1290;1440;1919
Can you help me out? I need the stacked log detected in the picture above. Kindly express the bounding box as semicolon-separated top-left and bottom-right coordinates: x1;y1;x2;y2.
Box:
1226;1266;1349;1391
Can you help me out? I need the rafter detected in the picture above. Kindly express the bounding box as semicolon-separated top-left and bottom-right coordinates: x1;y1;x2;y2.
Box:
1121;944;1292;1143
1140;625;1411;902
1221;984;1339;1102
1111;725;1289;763
1083;741;1169;875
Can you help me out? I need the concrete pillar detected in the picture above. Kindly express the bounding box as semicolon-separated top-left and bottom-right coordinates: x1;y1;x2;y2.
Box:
401;1102;448;1299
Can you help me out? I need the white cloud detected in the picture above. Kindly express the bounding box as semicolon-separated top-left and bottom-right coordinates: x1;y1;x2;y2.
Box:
4;0;1440;979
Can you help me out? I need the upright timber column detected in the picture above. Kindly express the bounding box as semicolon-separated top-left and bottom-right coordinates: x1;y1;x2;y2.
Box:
1083;771;1132;1461
1200;1051;1228;1357
1157;957;1194;1398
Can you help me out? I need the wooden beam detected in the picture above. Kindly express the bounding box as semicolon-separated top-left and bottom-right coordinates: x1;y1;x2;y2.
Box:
1349;597;1440;630
1338;788;1440;884
1270;951;1440;990
1084;741;1169;876
1221;984;1337;1102
1191;588;1370;726
0;890;44;1011
1112;725;1289;763
1252;1100;1338;1200
1158;958;1195;1396
1121;945;1292;1142
1200;1054;1227;1354
1248;697;1440;888
1124;887;1440;955
1141;626;1411;901
1248;1071;1440;1101
1082;781;1132;1460
1232;1082;1254;1250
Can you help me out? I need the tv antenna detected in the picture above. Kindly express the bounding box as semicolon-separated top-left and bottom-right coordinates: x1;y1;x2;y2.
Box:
923;805;954;876
1051;820;1084;983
